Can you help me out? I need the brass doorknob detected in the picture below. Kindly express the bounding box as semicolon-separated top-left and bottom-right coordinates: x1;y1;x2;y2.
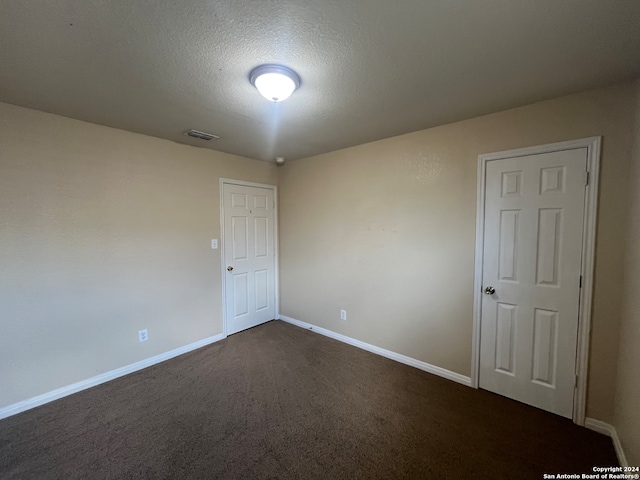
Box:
484;286;496;295
227;266;233;272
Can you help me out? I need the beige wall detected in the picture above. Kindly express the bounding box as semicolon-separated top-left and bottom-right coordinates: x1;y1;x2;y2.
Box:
279;81;637;422
614;80;640;465
0;102;277;409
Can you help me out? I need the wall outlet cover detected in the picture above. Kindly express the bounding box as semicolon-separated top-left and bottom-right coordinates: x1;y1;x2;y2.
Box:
138;329;148;343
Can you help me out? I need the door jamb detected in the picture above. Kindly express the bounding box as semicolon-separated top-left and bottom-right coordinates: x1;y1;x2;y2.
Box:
219;178;279;338
470;137;601;426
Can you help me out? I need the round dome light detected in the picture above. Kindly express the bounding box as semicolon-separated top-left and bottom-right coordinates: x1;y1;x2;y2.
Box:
250;65;300;102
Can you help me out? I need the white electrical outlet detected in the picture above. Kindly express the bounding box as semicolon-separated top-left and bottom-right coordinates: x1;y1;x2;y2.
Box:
138;329;148;343
211;239;218;249
340;309;347;321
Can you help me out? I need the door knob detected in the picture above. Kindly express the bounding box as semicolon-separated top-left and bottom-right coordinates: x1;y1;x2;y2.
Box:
227;266;233;272
484;286;496;295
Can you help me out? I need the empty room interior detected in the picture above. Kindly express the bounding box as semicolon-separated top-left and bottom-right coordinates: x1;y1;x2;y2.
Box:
1;1;640;478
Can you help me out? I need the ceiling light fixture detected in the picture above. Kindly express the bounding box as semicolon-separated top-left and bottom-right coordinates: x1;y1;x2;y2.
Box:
250;64;300;102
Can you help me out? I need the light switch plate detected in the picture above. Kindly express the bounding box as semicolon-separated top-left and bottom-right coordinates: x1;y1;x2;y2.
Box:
211;239;218;249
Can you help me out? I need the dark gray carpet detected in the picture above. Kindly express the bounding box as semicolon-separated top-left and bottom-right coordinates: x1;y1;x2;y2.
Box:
0;320;617;479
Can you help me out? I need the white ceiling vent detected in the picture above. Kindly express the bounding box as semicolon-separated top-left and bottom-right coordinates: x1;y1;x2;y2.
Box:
184;129;219;141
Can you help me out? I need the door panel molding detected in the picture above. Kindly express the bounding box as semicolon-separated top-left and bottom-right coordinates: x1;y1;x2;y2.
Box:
471;137;600;426
220;178;279;337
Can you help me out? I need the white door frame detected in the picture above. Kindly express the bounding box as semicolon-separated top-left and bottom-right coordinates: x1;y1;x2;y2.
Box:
219;178;279;337
471;137;601;426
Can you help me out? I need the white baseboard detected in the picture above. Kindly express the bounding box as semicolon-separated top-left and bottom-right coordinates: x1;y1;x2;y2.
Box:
0;332;226;420
278;314;472;387
585;418;628;467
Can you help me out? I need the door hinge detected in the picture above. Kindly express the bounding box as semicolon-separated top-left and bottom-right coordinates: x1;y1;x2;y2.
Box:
585;171;590;186
574;374;578;389
579;275;582;288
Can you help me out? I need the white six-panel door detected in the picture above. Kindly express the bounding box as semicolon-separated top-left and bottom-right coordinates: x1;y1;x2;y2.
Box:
222;182;276;335
479;148;587;418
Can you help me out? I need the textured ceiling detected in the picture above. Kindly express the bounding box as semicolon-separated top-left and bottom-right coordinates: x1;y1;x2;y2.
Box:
1;1;639;162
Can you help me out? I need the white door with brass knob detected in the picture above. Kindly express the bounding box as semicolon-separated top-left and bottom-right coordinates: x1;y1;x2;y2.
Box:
222;181;276;335
478;146;588;418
